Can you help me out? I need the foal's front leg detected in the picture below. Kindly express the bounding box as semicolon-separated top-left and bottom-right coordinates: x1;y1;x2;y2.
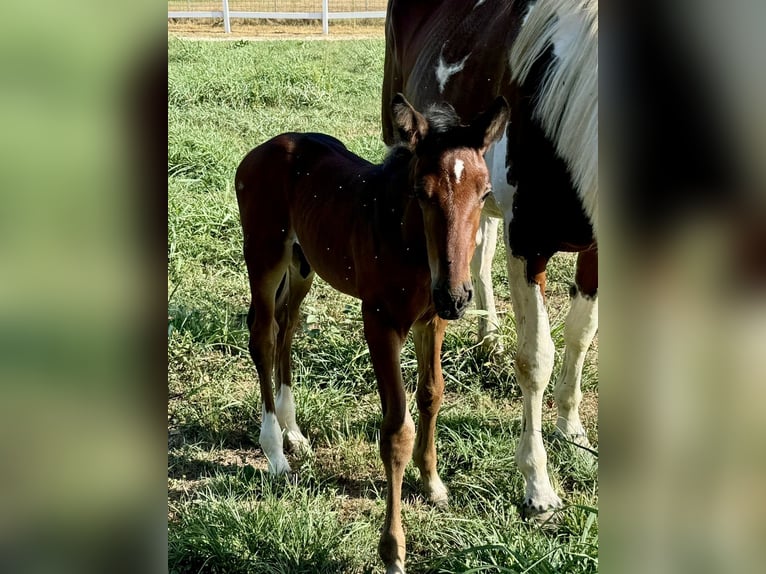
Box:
363;305;415;574
412;316;448;506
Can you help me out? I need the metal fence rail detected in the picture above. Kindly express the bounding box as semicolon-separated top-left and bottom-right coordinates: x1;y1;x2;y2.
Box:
168;0;387;34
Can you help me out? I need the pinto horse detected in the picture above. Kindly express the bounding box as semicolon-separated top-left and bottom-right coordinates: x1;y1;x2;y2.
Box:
236;94;508;574
382;0;598;518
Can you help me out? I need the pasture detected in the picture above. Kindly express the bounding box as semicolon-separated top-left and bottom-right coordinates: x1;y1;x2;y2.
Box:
168;37;598;573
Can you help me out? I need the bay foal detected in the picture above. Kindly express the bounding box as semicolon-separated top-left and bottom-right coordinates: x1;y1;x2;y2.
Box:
236;94;508;574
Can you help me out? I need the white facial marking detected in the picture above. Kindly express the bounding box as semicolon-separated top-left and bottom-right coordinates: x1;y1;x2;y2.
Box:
453;159;464;183
473;0;486;8
236;180;245;192
435;47;471;93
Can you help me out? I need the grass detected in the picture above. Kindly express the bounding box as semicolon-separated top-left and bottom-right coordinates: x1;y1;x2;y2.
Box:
168;36;598;573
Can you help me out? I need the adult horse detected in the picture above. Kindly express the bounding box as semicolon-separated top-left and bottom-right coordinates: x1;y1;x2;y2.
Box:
382;0;598;518
237;95;508;574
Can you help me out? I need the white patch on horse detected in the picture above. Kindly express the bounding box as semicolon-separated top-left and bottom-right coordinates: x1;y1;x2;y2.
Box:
236;180;245;192
260;407;291;474
511;0;599;238
552;11;579;59
484;133;516;221
506;255;561;512
473;0;487;9
435;47;471;94
453;159;464;183
554;291;598;445
276;385;311;453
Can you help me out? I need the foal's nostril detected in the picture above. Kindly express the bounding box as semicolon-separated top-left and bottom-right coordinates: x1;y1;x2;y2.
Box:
465;288;474;303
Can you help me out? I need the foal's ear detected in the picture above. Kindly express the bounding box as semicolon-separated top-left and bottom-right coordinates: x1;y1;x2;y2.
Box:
471;96;510;152
391;93;428;148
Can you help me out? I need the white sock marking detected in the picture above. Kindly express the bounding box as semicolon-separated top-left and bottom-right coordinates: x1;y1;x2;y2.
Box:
276;385;310;452
506;255;560;511
260;406;290;474
555;291;598;443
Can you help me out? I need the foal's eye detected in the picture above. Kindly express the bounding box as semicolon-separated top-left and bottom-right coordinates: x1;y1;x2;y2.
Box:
480;187;492;202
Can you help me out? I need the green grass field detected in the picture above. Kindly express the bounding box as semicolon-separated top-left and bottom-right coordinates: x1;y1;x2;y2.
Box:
168;37;598;573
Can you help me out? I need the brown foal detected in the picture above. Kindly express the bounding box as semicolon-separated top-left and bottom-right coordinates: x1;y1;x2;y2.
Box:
235;94;508;573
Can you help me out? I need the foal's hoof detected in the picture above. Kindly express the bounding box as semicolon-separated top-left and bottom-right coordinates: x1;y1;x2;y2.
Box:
266;454;292;476
423;478;449;508
430;493;449;509
285;430;312;455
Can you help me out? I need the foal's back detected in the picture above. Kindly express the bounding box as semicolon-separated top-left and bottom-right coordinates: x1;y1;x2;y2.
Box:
236;133;431;313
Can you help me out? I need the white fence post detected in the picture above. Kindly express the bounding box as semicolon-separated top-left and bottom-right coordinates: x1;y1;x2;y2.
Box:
322;0;329;35
222;0;231;33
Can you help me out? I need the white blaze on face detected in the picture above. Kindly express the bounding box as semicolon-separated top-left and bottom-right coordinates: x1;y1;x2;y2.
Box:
453;159;465;183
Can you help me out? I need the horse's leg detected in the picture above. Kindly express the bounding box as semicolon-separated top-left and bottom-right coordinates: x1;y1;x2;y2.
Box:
554;248;598;447
471;213;502;353
274;246;315;453
246;242;292;476
363;305;414;574
412;316;448;506
506;252;561;518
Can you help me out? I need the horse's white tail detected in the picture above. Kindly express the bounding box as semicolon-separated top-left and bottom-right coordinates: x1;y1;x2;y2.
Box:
511;0;598;238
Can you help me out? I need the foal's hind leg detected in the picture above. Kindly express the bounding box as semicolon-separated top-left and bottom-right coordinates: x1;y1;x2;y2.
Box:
274;246;314;453
246;242;293;475
554;248;598;447
412;316;448;506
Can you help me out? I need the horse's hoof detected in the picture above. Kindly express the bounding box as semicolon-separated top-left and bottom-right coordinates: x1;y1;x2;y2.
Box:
554;428;592;449
385;562;406;574
479;334;504;358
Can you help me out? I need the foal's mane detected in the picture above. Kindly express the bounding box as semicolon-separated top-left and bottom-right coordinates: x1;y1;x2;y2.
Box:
384;102;465;168
511;0;598;237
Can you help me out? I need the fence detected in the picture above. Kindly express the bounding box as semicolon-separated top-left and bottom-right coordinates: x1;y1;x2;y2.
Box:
168;1;387;35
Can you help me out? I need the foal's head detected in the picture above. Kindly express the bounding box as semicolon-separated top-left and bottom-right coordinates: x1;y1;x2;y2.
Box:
392;94;509;320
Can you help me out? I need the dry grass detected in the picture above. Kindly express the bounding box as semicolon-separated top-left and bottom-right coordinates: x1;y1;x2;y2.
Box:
168;0;387;38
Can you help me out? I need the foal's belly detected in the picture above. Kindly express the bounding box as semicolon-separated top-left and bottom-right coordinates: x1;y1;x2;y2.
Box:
293;225;434;324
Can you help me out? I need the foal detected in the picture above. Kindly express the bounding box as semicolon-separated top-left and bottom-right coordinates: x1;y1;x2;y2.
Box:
236;94;508;574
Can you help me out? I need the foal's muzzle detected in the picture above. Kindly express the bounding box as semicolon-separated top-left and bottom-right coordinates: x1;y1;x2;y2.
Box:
433;282;473;320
